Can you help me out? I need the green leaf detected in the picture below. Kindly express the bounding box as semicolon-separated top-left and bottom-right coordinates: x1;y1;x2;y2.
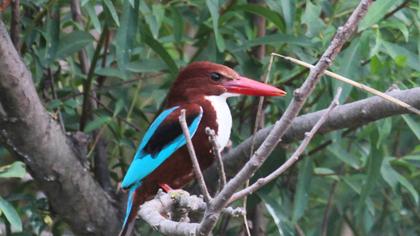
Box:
359;0;403;31
45;4;60;65
143;34;178;75
402;115;420;140
234;4;285;31
380;20;409;42
0;162;26;179
382;41;420;71
259;189;294;236
381;157;419;204
266;0;295;32
335;37;362;102
127;59;168;73
376;118;392;148
85;2;102;32
115;0;139;74
113;99;125;117
394;55;407;67
170;7;184;43
370;29;382;57
292;158;313;223
314;167;335;175
0;197;22;232
95;67;127;80
357;143;384;213
104;0;120;27
84;116;112;133
231;33;314;52
140;2;164;38
328;143;360;169
301;0;325;37
56;31;93;59
206;0;225;52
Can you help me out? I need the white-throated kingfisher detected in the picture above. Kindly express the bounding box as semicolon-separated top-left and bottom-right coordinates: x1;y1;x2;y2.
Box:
119;61;286;236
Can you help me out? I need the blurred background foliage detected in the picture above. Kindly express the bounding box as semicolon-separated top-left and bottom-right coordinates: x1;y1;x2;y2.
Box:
0;0;419;235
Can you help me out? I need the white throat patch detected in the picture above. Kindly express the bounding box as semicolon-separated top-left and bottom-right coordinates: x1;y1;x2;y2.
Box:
204;93;234;150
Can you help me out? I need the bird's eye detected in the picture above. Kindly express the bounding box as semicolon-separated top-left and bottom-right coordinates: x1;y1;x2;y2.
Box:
210;72;222;82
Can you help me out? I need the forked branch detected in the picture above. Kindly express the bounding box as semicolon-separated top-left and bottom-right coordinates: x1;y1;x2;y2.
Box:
228;87;342;203
273;54;420;116
197;1;372;235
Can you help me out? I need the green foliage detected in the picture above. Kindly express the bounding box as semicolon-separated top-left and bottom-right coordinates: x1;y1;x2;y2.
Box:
0;162;26;233
0;0;419;235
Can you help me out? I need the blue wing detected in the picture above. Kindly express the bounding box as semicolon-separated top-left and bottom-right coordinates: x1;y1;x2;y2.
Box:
121;106;203;189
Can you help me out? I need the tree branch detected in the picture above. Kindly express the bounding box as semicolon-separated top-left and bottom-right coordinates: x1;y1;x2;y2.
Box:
179;109;212;203
138;190;245;236
217;87;420;180
197;1;372;235
138;190;201;236
0;20;120;236
228;88;342;203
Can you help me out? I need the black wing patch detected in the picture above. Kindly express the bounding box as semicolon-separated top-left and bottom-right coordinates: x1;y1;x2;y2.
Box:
143;114;197;156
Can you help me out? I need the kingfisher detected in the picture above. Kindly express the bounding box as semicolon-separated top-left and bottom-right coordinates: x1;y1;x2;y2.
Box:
119;61;286;236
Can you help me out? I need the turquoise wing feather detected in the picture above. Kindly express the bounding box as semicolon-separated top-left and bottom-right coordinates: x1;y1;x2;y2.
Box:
121;106;203;227
121;106;203;189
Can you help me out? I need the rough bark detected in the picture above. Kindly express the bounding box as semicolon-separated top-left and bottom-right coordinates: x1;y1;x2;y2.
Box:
0;20;121;236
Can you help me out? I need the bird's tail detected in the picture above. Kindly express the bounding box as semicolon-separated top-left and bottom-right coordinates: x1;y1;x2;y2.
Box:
119;183;146;236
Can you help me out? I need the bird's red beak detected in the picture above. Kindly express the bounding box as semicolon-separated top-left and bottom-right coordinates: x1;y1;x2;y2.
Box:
223;76;286;96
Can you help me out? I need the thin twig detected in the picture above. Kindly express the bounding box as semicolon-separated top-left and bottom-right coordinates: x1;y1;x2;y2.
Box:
245;12;272;231
229;88;342;203
273;53;420;116
383;0;410;20
47;68;65;131
10;0;20;53
179;109;212;203
243;41;275;236
205;127;226;190
90;95;141;132
79;25;109;130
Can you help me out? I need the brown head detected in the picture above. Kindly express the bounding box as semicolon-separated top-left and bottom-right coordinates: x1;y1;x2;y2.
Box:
166;61;286;105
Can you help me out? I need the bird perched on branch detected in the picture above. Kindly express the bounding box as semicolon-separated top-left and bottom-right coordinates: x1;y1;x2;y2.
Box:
119;61;286;236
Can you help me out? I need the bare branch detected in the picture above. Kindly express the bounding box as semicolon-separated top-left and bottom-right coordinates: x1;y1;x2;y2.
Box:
197;1;372;234
79;26;108;130
138;190;201;236
179;109;212;203
274;54;420;115
205;127;226;190
229;88;342;203
138;190;245;235
217;87;420;181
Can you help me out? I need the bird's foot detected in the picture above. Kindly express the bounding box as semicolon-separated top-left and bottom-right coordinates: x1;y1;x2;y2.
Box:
158;183;173;193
